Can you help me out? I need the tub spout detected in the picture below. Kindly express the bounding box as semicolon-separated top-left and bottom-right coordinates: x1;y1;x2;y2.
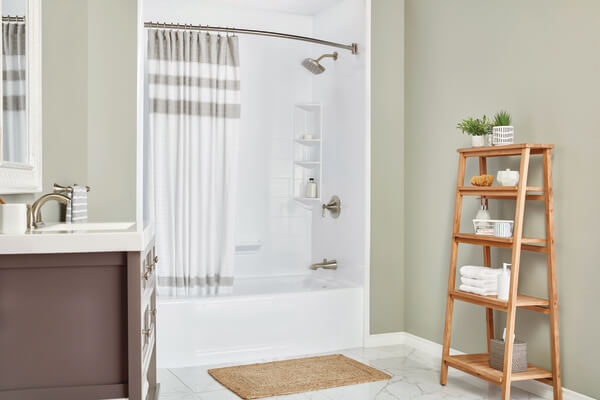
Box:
310;258;337;270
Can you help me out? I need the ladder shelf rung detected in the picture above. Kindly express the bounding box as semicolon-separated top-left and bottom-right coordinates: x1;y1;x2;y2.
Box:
458;186;545;201
449;290;549;313
457;143;554;158
453;233;547;253
444;353;553;385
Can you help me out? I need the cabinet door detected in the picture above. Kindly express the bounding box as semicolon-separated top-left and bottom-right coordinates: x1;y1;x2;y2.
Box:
128;242;158;400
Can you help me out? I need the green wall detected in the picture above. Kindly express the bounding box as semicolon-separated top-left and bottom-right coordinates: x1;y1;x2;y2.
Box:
86;0;138;222
403;0;600;397
2;0;137;223
370;0;405;334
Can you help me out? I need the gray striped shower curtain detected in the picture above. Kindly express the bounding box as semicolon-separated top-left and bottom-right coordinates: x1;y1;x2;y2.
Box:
146;29;241;296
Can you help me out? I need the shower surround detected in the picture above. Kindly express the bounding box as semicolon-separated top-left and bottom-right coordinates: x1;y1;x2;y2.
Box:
142;0;369;367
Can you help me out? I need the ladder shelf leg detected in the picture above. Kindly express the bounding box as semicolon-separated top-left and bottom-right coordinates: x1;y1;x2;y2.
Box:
544;149;562;400
501;148;530;400
441;154;466;385
479;156;495;352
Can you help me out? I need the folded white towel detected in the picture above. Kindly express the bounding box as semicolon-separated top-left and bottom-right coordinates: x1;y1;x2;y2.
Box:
460;265;501;280
461;277;497;289
459;284;497;296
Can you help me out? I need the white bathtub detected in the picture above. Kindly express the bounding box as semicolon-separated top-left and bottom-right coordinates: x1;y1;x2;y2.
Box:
157;275;363;368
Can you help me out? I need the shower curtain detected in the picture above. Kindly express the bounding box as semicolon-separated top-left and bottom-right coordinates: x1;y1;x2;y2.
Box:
2;22;26;163
147;29;241;296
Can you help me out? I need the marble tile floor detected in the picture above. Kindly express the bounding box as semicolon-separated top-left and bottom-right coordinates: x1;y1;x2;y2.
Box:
158;344;545;400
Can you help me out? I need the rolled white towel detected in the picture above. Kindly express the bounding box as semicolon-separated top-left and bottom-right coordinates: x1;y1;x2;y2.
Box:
461;277;497;289
459;284;497;297
460;265;501;280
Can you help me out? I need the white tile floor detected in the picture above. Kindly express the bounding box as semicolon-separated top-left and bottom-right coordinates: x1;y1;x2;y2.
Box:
158;344;544;400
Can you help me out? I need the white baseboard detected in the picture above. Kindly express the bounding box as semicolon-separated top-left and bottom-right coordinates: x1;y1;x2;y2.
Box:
364;332;405;347
366;332;594;400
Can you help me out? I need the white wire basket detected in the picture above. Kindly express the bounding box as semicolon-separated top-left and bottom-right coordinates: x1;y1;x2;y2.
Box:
492;126;514;145
473;219;514;237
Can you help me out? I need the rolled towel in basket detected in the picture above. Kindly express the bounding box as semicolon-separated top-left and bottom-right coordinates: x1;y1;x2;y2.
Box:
459;284;497;297
461;277;497;289
460;265;501;280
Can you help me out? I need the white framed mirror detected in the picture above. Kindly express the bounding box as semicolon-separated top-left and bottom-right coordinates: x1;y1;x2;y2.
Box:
0;0;41;194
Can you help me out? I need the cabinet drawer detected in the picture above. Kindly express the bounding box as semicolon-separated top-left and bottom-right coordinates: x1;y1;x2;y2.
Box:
141;297;156;370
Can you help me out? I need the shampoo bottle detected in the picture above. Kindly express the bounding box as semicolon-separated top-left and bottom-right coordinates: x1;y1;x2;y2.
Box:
305;178;318;199
497;263;511;301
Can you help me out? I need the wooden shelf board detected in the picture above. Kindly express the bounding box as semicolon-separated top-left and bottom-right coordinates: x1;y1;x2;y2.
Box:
444;354;553;385
457;143;554;158
449;290;549;312
459;186;545;201
453;233;547;253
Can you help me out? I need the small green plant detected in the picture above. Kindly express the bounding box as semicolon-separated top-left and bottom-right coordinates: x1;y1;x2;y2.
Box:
493;110;512;126
456;115;492;136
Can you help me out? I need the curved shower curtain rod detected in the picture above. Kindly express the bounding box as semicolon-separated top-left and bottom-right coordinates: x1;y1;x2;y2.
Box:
144;21;358;55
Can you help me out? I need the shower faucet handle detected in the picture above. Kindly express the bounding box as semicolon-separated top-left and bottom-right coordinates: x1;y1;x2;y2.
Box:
321;196;341;218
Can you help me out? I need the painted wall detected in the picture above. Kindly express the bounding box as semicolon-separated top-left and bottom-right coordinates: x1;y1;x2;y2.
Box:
39;0;89;221
311;0;368;286
86;0;138;222
143;0;315;277
2;0;89;216
1;0;138;223
404;1;600;397
369;0;405;334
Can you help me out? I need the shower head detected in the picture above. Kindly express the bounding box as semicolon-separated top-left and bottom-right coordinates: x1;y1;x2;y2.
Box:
301;52;338;74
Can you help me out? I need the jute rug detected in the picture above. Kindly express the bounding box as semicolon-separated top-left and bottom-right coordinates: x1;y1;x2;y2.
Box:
208;354;391;399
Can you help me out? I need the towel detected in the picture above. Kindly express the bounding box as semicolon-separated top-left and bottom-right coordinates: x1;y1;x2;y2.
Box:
461;277;497;289
459;284;497;296
460;265;501;280
66;185;88;223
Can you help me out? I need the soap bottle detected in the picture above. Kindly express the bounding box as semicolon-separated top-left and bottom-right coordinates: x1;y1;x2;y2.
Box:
305;178;318;199
497;263;511;301
475;201;490;220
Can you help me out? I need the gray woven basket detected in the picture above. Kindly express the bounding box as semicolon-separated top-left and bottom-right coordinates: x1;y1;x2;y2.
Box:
489;339;528;372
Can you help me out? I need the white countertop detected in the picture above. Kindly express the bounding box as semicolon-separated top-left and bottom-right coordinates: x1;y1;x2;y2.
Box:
0;222;155;255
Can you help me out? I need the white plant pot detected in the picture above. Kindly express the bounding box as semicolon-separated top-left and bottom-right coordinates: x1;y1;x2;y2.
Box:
471;135;486;147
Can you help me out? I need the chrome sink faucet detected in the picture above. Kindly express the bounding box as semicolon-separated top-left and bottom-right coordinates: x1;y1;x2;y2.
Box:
310;258;338;270
27;193;71;229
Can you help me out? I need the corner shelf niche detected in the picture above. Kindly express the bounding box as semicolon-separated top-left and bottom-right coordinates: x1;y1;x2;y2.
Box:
293;103;323;207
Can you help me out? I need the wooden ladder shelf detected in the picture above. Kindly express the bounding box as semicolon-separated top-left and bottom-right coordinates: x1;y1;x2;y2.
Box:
440;144;561;400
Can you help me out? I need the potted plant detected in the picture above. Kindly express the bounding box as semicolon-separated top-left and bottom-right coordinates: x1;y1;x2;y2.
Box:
456;115;492;147
492;110;514;145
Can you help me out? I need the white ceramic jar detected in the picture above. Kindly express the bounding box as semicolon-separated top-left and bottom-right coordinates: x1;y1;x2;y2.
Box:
497;169;519;186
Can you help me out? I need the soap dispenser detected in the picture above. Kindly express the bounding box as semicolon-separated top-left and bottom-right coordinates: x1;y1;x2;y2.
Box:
475;200;491;220
497;263;511;301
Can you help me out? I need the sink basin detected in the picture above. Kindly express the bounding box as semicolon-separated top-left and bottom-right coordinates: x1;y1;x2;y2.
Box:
35;222;135;232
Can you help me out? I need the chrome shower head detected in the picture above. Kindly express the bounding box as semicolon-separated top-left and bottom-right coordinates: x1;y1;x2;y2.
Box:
301;52;338;74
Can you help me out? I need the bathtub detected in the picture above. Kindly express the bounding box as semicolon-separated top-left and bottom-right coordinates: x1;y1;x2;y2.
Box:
157;275;363;368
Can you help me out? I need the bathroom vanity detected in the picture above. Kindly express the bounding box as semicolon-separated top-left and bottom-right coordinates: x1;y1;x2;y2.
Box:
0;224;158;400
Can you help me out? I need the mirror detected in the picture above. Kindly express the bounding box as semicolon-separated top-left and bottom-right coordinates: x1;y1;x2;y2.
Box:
2;0;27;164
0;0;41;194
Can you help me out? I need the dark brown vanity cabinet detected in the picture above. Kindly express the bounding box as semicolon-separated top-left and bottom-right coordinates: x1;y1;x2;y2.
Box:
0;241;158;400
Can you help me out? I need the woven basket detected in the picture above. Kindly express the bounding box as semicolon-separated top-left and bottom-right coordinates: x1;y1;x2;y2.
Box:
489;339;528;372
